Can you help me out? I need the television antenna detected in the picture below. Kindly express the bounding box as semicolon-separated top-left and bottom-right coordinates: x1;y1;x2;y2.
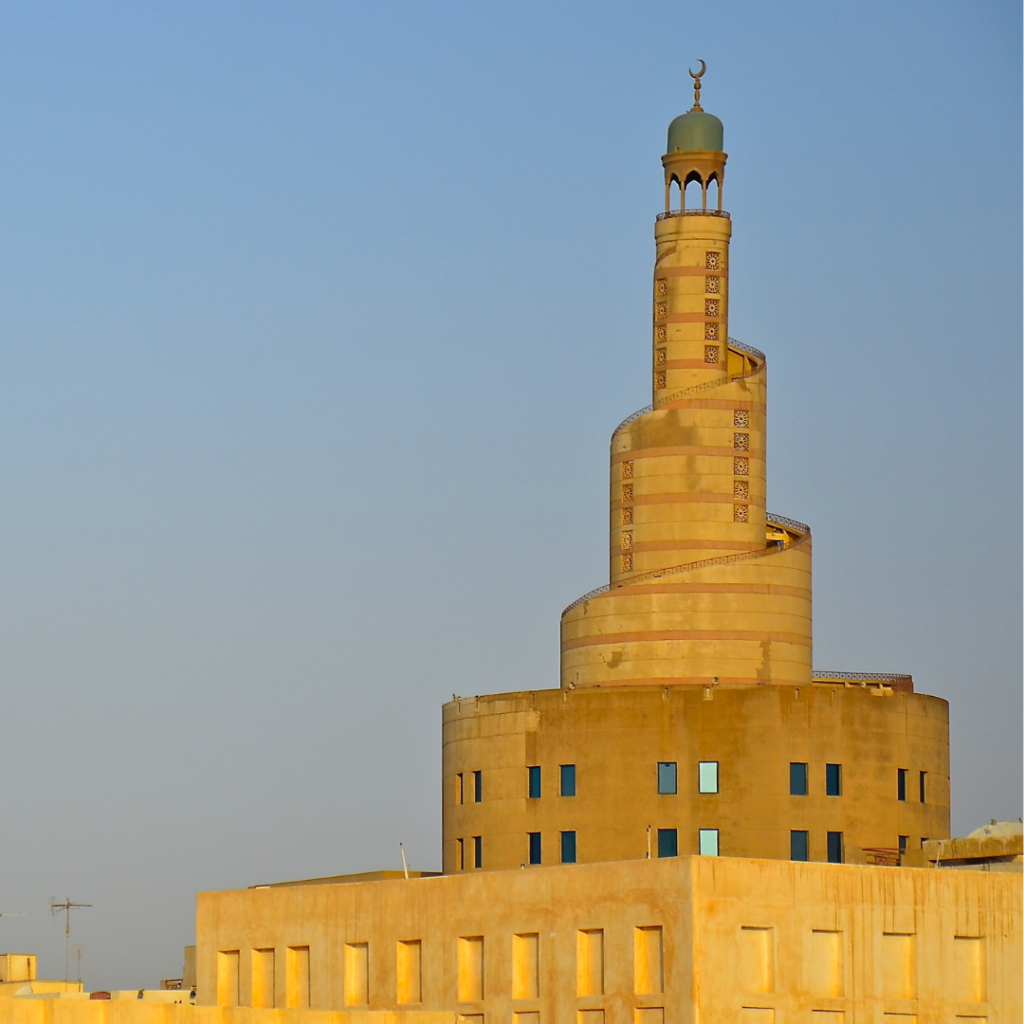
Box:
72;945;84;984
50;898;91;984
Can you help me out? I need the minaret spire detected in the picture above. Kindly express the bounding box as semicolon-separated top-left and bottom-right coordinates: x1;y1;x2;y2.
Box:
688;59;706;112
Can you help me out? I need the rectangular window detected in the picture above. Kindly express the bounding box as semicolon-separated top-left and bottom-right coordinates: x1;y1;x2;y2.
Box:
528;831;541;865
919;770;926;803
657;762;677;795
473;769;482;803
395;940;422;1004
472;835;482;869
790;830;809;861
216;951;240;1007
343;943;368;1006
826;763;842;796
560;830;577;864
898;835;908;855
576;930;604;996
512;933;539;1000
657;828;678;858
455;773;464;805
698;828;719;856
560;763;576;797
790;762;808;796
698;761;719;794
457;936;484;1002
456;837;464;871
827;831;843;863
251;949;275;1009
527;765;541;799
897;767;907;801
633;926;664;995
285;947;310;1009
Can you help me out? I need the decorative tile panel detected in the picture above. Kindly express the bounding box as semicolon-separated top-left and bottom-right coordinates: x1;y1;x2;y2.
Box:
621;553;633;572
734;480;749;500
704;322;720;341
655;348;666;366
733;457;749;475
655;302;667;320
655;371;666;389
734;410;750;428
705;276;719;294
622;461;634;479
655;325;667;343
734;504;749;522
655;279;667;297
733;433;749;451
705;299;719;317
621;507;633;525
705;251;721;270
621;483;633;503
704;345;720;364
620;530;633;550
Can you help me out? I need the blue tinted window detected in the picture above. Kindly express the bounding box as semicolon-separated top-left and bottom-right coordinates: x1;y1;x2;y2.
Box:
657;762;677;795
560;764;576;797
657;828;678;858
528;831;541;865
790;830;809;861
560;830;576;864
825;763;842;797
790;762;808;796
827;831;843;863
528;766;541;799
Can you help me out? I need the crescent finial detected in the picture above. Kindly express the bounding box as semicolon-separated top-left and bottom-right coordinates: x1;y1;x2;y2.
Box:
688;59;706;111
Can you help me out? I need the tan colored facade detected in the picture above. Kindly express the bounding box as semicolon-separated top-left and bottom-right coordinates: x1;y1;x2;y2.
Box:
0;1005;449;1024
192;857;1021;1022
442;683;949;873
442;77;953;874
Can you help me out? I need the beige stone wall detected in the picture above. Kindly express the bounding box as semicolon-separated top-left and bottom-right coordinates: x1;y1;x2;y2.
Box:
441;684;949;873
193;857;1021;1022
0;1004;449;1024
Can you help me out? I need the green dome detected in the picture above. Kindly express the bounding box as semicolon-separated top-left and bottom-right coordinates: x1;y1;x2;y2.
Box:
666;109;724;153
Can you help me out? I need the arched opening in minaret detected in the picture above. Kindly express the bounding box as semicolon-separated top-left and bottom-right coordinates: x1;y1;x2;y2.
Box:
668;175;683;212
705;174;720;212
683;172;704;212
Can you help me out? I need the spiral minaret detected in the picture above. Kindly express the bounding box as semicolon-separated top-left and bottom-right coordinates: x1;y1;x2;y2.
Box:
560;67;812;689
441;69;950;872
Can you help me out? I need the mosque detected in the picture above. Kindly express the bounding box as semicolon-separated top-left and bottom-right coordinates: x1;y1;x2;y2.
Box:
2;68;1020;1024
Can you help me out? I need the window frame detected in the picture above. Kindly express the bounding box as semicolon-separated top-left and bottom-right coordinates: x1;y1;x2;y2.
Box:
656;828;678;858
559;763;577;797
789;762;808;796
790;829;809;861
528;831;541;865
697;761;719;794
560;830;577;864
698;828;719;856
657;762;678;795
527;765;541;799
825;763;842;797
826;831;843;863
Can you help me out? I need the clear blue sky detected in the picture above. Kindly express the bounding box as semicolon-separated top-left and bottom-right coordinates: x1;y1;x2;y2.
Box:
0;0;1018;989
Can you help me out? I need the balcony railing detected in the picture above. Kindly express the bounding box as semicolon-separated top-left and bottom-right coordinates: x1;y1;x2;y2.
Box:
656;209;730;220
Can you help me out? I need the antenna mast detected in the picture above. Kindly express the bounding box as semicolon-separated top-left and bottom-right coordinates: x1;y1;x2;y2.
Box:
50;898;91;984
